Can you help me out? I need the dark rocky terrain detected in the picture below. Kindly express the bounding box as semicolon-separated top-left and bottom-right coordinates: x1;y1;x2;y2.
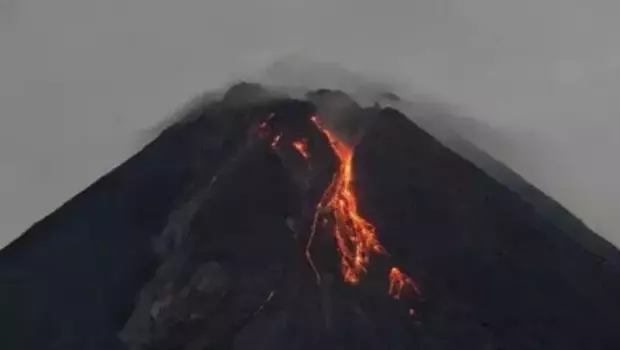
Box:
2;83;620;350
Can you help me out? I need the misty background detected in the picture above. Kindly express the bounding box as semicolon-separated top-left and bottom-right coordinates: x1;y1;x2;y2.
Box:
0;0;618;248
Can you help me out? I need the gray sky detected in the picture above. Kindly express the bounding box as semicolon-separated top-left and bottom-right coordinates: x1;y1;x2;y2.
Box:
0;0;618;248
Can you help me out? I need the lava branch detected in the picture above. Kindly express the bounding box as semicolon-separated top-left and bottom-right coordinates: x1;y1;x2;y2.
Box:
309;116;419;301
306;172;338;284
388;267;420;300
308;116;386;285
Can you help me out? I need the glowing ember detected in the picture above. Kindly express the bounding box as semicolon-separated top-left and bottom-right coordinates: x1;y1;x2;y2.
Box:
292;139;311;160
271;133;282;148
388;267;419;299
257;121;269;138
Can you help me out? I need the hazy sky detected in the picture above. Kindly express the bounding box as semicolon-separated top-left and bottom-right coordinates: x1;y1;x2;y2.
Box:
0;0;618;248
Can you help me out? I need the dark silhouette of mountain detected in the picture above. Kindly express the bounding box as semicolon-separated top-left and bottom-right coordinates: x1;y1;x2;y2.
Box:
1;83;620;350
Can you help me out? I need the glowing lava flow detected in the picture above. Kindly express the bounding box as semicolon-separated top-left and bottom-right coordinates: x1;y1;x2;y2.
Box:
308;115;420;303
308;116;385;285
256;113;419;301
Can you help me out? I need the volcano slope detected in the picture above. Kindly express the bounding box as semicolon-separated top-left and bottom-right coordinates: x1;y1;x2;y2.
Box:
2;84;620;350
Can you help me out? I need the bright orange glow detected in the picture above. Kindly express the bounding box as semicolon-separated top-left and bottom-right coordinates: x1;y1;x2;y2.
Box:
388;267;419;299
255;113;420;302
292;139;311;160
309;116;386;285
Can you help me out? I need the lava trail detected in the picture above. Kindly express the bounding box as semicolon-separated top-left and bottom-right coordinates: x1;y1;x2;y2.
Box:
309;116;418;299
308;116;385;285
255;112;419;300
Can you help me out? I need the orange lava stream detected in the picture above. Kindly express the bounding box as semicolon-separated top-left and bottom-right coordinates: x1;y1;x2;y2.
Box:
256;113;419;301
309;116;387;285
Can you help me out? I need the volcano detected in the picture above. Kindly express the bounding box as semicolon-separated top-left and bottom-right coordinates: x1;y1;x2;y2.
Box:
2;83;620;350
